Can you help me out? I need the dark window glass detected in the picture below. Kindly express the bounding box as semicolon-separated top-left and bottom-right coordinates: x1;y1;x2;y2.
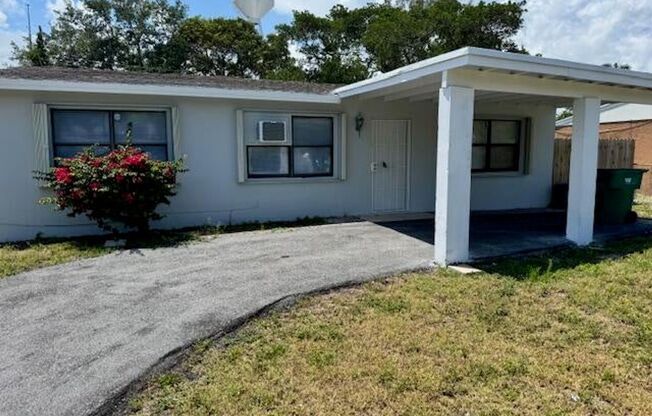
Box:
51;110;111;145
293;147;332;176
472;146;487;170
51;109;169;162
472;120;488;144
490;146;519;169
54;145;111;159
472;119;521;172
293;117;334;146
491;121;519;144
247;116;334;179
114;111;168;145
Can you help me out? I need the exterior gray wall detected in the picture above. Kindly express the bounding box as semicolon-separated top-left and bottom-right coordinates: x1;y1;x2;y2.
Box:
0;90;555;242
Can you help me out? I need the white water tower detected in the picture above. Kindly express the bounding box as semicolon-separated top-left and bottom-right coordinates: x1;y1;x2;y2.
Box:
233;0;274;35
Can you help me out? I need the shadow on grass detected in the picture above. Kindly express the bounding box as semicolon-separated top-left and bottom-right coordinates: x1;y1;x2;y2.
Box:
477;236;652;281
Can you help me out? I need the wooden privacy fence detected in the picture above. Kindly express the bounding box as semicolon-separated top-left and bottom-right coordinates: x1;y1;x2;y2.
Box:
553;138;635;184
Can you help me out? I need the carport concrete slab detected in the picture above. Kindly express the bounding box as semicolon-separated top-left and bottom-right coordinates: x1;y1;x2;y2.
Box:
377;211;652;259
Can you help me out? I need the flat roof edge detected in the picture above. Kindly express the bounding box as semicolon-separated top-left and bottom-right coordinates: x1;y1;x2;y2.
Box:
333;48;471;97
335;47;652;98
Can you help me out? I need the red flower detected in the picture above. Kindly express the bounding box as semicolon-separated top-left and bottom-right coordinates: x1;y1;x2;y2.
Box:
122;193;135;204
89;182;101;191
122;153;147;168
115;174;125;183
54;167;73;184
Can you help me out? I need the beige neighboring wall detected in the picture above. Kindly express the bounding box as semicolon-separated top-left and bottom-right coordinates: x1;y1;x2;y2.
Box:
556;120;652;194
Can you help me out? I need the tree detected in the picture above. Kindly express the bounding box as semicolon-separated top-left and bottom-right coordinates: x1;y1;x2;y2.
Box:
160;17;266;76
152;17;302;79
13;0;187;70
12;0;527;84
276;5;374;83
557;107;573;121
278;0;527;82
12;26;50;66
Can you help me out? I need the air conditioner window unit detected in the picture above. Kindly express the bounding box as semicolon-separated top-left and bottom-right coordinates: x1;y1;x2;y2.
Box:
258;120;287;142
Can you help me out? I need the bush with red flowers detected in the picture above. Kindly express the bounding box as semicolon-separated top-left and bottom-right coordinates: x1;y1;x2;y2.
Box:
35;146;185;234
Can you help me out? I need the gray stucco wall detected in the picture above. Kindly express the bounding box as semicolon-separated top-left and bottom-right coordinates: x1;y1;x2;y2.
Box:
0;90;555;242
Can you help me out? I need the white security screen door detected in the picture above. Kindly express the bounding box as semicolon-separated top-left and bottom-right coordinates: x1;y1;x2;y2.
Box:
371;120;410;213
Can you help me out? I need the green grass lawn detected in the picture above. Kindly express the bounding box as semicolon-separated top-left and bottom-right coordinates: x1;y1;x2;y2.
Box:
130;237;652;416
0;217;325;279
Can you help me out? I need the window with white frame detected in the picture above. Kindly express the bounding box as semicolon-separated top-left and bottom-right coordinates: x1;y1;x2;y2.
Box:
50;109;170;161
472;119;523;172
245;113;335;179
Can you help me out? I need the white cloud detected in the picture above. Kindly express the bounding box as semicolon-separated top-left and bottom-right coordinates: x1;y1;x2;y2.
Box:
486;0;652;72
0;0;21;66
0;29;24;67
46;0;68;18
0;0;17;28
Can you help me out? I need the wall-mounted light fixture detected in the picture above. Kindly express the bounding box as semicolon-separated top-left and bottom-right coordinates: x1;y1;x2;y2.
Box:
355;113;365;138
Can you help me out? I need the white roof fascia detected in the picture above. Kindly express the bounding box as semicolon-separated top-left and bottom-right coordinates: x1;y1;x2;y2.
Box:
335;47;652;99
0;78;342;104
333;47;471;98
465;48;652;89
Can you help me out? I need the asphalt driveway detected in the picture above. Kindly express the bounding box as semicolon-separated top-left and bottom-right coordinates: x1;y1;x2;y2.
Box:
0;222;433;416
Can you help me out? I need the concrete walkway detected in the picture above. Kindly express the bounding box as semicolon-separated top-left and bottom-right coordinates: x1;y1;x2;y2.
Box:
0;222;433;416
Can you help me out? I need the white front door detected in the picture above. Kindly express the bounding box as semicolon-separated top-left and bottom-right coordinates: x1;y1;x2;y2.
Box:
371;120;410;213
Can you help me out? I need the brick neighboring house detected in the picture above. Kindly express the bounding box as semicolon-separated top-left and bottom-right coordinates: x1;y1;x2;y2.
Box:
556;103;652;195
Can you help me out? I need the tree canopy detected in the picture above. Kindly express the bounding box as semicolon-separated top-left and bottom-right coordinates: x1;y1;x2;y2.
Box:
13;0;527;84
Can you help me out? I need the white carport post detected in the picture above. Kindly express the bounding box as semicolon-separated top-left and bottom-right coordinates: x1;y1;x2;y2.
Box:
434;73;475;266
566;97;601;245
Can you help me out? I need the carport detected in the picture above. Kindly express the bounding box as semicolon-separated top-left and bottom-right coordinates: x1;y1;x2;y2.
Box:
375;211;652;260
335;48;652;265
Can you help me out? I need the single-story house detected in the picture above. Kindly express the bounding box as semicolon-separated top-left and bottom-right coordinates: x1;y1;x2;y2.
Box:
2;47;652;265
556;103;652;194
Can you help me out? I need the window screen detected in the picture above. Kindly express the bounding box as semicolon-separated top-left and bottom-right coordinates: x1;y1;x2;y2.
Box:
51;109;169;161
247;146;290;176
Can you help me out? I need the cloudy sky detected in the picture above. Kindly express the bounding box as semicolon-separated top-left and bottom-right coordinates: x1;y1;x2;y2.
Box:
1;0;651;72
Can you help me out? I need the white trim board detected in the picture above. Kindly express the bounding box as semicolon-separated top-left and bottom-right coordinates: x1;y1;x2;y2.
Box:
334;47;652;99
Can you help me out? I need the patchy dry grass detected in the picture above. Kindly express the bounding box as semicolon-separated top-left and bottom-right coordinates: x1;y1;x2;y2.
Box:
0;217;326;279
131;237;652;416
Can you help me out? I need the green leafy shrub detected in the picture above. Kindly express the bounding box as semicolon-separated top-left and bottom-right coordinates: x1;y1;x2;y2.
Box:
35;146;185;234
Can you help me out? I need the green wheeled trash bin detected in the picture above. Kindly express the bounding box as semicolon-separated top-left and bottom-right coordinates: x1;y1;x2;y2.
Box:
595;168;647;224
